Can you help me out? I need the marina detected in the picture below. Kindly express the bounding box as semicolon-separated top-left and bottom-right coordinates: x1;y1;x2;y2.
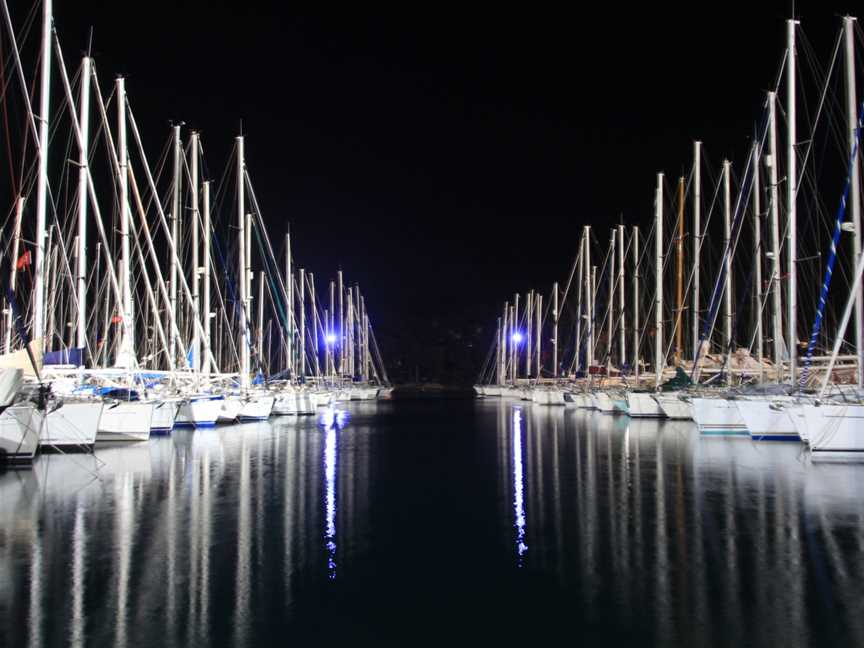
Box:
2;1;864;646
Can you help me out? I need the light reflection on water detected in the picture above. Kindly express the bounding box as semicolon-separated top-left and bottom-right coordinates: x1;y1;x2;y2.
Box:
2;399;864;646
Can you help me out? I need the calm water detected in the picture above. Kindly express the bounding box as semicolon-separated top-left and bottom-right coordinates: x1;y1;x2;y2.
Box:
2;399;864;647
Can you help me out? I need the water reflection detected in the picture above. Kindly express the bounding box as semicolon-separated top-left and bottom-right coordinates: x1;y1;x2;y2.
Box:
0;404;371;647
512;408;527;565
491;401;864;646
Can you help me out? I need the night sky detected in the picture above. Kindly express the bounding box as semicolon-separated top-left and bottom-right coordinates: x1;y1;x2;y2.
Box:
49;0;851;382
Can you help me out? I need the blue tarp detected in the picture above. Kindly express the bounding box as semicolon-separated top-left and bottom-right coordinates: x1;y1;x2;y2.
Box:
44;347;84;366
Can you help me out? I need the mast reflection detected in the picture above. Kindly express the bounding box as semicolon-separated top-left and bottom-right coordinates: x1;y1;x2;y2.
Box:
513;407;527;565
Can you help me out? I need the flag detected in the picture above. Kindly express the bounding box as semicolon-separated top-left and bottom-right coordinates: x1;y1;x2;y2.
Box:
15;250;31;270
111;315;123;324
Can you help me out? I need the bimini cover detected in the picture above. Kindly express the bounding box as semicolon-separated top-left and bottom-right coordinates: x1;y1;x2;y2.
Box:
44;347;85;366
0;368;23;407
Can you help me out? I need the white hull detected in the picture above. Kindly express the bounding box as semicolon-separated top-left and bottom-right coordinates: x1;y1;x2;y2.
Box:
0;402;41;465
151;400;180;433
655;394;693;420
691;398;747;436
238;395;275;421
801;404;864;457
273;392;316;415
735;399;800;442
217;397;243;423
591;391;618;413
40;401;102;450
626;392;666;418
531;389;566;405
312;391;333;407
97;402;154;443
176;397;221;428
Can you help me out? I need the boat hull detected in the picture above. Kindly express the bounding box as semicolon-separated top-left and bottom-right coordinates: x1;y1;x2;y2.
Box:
175;397;221;428
626;392;665;418
39;401;102;451
735;399;800;442
691;398;747;436
0;403;40;465
238;396;275;421
97;402;154;443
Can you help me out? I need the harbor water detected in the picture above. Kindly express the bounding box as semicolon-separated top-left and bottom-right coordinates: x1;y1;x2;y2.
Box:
1;398;864;646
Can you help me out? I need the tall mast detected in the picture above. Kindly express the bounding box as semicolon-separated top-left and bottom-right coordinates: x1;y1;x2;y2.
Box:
844;16;863;388
633;226;640;380
525;291;533;376
752;142;764;380
723;160;733;371
787;18;798;382
310;272;318;376
654;172;664;386
498;302;510;385
512;293;520;380
534;292;541;376
75;56;91;352
236;135;250;390
190;131;201;373
285;232;293;377
202;180;212;374
170;124;182;366
608;230;615;367
509;304;517;383
675;177;685;366
5;198;23;352
552;282;559;378
299;268;306;379
32;0;52;344
617;224;626;367
574;235;583;375
257;270;265;365
768;92;784;381
337;270;344;376
584;226;593;369
329;280;335;377
116;76;135;368
692;141;702;361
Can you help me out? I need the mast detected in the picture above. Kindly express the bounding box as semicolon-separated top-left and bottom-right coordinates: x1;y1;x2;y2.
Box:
310;272;318;376
844;16;863;388
633;226;640;380
299;268;306;379
257;270;265;366
608;230;615;367
692;141;702;361
337;270;344;376
512;293;520;380
787;18;798;382
618;224;626;367
654;172;664;386
501;302;509;384
202;180;212;375
329;280;335;377
752;142;764;379
584;226;593;369
116;77;135;368
32;0;52;345
552;282;559;378
191;131;201;373
723;160;733;371
236;135;250;390
574;234;583;375
768;92;784;381
75;56;91;352
5;198;23;353
675;177;684;366
170;124;181;366
285;233;293;377
525;291;533;376
534;292;541;376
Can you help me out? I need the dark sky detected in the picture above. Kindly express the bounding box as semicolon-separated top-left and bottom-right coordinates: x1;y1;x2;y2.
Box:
48;0;853;381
